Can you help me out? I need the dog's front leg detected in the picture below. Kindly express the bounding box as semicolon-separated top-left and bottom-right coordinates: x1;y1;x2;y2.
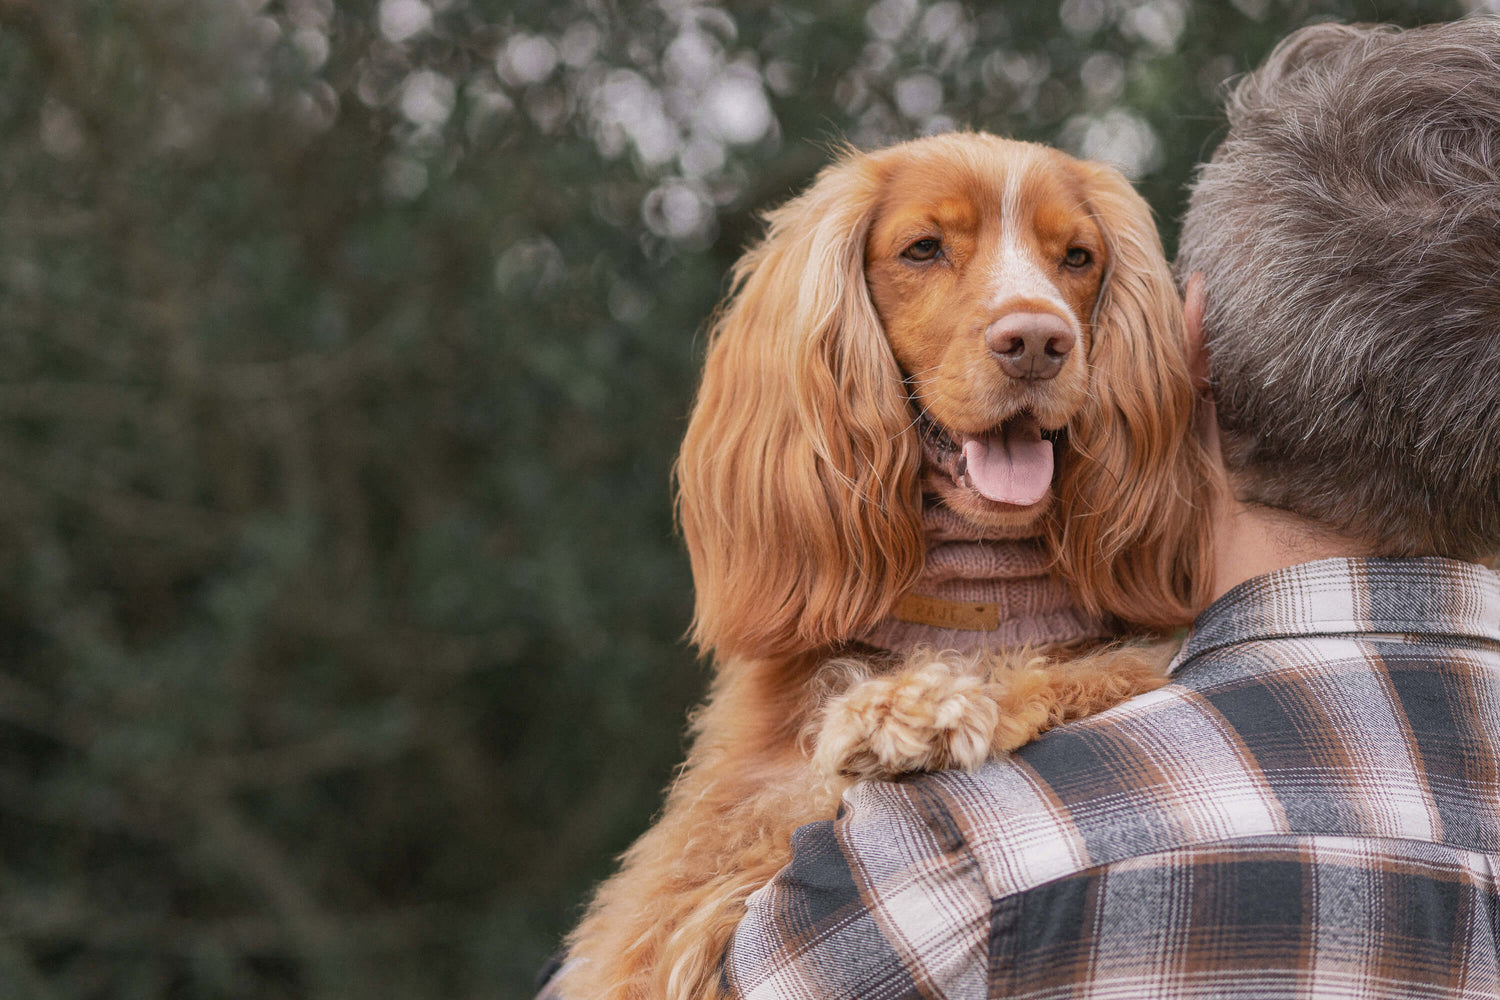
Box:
814;641;1177;782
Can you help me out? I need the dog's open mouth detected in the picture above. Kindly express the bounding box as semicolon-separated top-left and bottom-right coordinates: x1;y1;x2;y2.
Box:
919;411;1063;507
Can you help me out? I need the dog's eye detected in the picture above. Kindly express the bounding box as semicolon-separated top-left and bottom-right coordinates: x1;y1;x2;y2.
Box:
1064;247;1092;268
903;238;942;261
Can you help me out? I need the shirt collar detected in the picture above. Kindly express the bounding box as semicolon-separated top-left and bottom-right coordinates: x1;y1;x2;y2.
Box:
1168;556;1500;674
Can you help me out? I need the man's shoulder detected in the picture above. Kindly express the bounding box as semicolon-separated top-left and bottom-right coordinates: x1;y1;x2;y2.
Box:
859;617;1500;900
852;675;1279;899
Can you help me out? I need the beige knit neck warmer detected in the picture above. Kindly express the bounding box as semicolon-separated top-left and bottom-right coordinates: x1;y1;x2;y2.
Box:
860;502;1111;655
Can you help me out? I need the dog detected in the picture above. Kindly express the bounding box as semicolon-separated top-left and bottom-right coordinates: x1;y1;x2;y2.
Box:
546;132;1214;1000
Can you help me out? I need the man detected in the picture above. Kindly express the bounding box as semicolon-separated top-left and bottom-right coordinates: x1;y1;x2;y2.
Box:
726;18;1500;998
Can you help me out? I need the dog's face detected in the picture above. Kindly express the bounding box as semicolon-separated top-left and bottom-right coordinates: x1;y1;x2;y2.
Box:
678;133;1210;658
864;145;1109;529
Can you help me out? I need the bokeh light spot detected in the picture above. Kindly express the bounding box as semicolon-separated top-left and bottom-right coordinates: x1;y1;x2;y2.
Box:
378;0;431;43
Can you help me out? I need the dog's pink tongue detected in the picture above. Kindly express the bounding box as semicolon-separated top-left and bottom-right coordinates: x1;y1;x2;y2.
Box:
960;422;1053;506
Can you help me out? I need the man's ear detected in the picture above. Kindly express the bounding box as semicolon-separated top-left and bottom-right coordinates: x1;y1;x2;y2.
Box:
1183;271;1210;394
1182;271;1226;472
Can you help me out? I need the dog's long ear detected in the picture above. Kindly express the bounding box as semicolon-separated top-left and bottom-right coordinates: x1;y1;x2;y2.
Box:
1049;162;1214;629
675;153;923;661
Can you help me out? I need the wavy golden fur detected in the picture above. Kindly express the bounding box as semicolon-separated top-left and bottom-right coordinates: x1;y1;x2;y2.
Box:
552;132;1213;1000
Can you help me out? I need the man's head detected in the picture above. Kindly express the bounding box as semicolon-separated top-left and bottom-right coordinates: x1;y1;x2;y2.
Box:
1177;19;1500;559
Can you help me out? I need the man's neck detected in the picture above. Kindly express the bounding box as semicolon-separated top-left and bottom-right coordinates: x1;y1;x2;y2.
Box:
1182;276;1382;605
1210;495;1375;604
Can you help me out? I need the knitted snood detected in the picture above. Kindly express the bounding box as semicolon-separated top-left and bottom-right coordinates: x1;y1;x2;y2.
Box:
860;502;1112;655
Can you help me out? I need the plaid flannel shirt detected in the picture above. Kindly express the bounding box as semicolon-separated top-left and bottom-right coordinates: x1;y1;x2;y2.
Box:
725;557;1500;999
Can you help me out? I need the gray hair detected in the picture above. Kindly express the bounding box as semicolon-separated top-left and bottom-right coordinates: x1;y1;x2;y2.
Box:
1177;18;1500;558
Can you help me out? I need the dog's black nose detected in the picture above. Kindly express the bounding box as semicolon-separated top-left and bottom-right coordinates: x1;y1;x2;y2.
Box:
986;313;1075;381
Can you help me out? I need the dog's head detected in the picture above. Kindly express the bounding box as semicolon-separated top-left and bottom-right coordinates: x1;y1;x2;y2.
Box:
677;133;1213;660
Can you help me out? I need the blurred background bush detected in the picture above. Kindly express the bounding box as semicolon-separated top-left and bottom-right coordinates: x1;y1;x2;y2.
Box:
0;0;1482;996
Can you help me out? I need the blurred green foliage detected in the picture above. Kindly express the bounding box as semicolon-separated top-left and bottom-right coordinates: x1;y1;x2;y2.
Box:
0;0;1472;996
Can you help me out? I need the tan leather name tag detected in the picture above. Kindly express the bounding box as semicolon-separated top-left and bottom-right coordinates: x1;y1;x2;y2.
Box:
894;594;1001;631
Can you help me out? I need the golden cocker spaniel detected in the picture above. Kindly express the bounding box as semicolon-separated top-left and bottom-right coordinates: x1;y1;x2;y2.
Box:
550;132;1214;1000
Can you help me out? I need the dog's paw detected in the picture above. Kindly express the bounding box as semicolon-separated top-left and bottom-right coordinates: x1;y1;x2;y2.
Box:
814;658;1001;781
